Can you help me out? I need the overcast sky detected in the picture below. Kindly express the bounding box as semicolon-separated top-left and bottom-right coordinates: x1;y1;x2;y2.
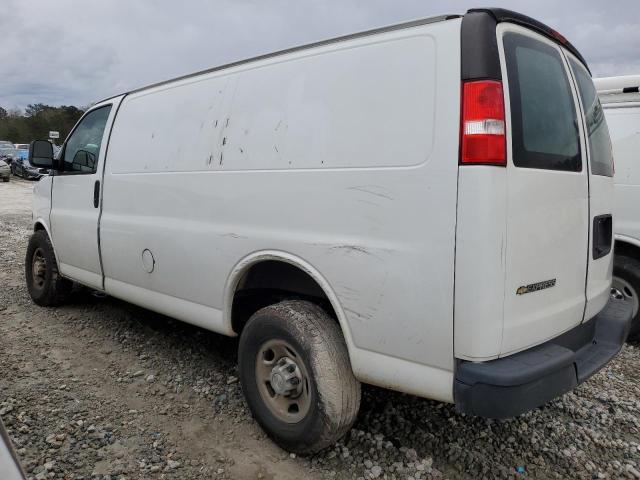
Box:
2;0;639;110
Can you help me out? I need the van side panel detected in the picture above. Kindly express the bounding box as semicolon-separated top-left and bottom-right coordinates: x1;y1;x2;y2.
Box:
100;19;462;395
605;105;640;246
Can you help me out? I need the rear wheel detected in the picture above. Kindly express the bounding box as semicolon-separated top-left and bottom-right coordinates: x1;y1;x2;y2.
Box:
612;254;640;341
238;300;360;454
25;230;73;306
2;177;8;182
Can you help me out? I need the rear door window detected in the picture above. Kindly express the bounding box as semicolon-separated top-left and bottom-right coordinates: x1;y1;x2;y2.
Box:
568;59;614;177
503;33;581;171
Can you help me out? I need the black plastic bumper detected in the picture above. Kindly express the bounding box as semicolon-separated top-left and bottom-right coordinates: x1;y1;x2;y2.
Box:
454;297;632;419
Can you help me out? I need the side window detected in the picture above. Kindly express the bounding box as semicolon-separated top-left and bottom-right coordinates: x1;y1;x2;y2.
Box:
62;105;112;173
569;59;614;177
503;33;582;171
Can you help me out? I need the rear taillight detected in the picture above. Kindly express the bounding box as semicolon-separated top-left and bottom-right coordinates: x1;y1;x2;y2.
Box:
460;80;506;166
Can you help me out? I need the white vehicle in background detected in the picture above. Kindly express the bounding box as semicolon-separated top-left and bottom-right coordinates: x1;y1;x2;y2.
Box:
25;8;630;453
0;159;10;182
595;75;640;339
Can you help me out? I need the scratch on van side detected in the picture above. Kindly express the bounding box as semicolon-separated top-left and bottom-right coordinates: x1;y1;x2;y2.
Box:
220;232;248;240
348;185;394;201
343;307;372;322
328;245;373;256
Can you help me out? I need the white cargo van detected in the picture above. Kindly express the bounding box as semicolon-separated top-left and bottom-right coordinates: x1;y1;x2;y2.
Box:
595;75;640;339
26;8;631;453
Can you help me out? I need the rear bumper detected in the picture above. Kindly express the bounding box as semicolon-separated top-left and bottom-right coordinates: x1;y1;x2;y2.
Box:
454;297;632;418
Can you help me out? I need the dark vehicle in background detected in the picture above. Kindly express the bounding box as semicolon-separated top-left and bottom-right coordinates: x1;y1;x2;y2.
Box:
0;160;10;182
11;157;48;180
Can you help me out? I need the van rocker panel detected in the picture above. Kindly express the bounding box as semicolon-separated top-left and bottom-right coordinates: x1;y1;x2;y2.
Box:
454;297;632;419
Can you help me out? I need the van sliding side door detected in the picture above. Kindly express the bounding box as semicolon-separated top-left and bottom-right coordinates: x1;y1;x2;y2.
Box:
49;98;122;290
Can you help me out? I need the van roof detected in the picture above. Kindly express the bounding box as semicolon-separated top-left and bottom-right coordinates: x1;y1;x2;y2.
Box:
594;75;640;105
594;75;640;93
469;8;589;71
95;8;588;104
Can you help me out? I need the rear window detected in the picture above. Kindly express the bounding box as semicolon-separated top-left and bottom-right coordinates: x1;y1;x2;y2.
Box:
568;59;614;177
504;33;581;171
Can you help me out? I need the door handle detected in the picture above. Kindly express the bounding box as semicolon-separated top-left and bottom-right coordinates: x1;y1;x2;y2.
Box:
93;180;100;208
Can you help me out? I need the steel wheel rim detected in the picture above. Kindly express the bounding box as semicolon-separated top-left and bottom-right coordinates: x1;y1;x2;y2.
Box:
612;276;639;318
31;247;47;290
255;339;311;423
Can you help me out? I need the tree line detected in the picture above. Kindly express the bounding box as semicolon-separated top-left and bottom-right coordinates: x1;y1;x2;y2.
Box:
0;104;85;145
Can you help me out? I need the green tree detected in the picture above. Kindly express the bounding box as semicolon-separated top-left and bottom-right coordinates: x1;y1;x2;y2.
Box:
0;104;84;144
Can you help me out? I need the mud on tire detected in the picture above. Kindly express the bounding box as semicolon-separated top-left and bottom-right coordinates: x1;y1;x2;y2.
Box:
25;230;73;306
238;300;361;454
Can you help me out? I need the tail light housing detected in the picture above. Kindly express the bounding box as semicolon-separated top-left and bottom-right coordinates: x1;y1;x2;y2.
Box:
460;80;506;165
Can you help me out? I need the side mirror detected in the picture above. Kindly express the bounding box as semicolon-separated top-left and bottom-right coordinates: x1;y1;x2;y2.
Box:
29;140;54;168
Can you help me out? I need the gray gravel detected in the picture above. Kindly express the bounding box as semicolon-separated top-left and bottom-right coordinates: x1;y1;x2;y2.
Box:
1;177;639;480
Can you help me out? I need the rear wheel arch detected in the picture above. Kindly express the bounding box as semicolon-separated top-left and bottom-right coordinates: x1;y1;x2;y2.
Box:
224;251;356;356
613;238;640;340
615;237;640;261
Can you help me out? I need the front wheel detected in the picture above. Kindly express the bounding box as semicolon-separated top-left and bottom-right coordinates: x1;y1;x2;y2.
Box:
612;254;640;341
25;230;73;306
238;300;361;454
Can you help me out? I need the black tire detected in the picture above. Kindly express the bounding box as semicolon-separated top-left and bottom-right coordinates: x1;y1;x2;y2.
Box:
238;300;360;454
2;177;8;182
25;230;73;306
613;254;640;341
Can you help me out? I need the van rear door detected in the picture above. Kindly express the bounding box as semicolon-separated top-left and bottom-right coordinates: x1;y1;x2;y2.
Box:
498;24;590;355
566;56;615;320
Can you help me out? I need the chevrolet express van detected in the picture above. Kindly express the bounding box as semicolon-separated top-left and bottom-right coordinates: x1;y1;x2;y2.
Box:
595;75;640;340
26;8;631;453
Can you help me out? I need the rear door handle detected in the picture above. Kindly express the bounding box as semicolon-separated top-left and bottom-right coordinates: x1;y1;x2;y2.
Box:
93;180;100;208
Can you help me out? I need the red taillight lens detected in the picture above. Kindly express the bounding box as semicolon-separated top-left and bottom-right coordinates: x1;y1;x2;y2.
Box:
460;80;506;165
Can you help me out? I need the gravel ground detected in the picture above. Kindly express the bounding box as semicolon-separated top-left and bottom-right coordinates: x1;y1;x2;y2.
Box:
1;177;640;480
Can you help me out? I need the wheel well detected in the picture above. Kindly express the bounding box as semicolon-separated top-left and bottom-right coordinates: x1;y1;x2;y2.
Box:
34;222;45;232
615;239;640;261
231;260;337;334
